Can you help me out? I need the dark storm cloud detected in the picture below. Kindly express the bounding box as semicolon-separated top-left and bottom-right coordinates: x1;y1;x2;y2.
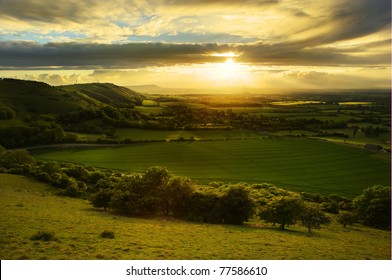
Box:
237;39;391;66
0;38;389;70
0;41;233;69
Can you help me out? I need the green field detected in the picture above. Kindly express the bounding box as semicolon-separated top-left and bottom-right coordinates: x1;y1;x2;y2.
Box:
1;174;390;260
31;138;390;197
116;128;261;141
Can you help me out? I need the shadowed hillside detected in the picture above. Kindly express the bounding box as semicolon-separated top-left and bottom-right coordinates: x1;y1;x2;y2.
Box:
0;78;86;115
60;83;144;108
0;79;145;116
0;79;147;147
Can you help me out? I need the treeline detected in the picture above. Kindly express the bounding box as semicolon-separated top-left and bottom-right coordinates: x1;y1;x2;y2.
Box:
0;119;77;148
58;106;146;133
1;101;389;149
0;146;390;230
0;103;16;119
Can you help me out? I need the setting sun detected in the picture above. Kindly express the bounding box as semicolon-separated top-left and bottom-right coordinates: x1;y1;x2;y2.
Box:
199;51;251;85
210;52;239;58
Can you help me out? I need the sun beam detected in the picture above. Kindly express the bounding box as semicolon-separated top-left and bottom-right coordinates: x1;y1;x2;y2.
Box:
213;55;242;81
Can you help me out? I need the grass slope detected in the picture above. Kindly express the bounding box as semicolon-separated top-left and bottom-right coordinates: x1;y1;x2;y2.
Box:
0;78;86;115
0;79;145;118
0;174;390;260
31;138;391;197
60;83;144;107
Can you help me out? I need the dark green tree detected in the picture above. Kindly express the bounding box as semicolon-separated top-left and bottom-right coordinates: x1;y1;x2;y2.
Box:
1;149;35;166
337;211;357;228
259;194;304;230
221;185;255;225
161;176;194;217
90;188;114;211
141;166;171;215
187;191;223;224
300;202;331;233
353;185;391;229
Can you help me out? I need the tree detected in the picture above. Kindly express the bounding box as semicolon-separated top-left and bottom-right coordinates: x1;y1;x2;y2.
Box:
0;145;6;159
221;185;255;225
141;166;171;215
300;202;331;233
90;188;114;211
1;149;35;167
109;190;140;215
161;176;194;217
353;185;391;229
259;194;304;230
322;200;339;214
187;191;223;224
337;211;357;228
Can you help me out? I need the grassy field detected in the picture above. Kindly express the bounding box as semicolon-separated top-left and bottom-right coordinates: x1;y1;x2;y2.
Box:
0;174;390;260
30;138;390;197
116;128;261;141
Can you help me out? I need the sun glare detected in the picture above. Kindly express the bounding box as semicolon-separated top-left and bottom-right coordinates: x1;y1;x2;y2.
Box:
210;51;239;58
206;54;251;85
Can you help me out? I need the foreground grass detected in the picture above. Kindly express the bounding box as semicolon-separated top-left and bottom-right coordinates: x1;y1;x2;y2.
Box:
31;138;390;197
0;174;390;260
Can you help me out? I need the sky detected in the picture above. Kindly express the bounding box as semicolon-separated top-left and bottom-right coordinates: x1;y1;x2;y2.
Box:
0;0;390;90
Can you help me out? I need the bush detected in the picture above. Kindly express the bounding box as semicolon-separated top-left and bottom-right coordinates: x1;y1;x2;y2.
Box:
220;185;255;225
259;194;304;230
100;230;115;239
300;202;331;233
322;200;339;214
30;231;57;242
337;211;357;228
353;185;391;229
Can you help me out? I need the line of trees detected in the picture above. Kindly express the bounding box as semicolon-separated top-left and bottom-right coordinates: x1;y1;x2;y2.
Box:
0;146;390;230
90;166;256;225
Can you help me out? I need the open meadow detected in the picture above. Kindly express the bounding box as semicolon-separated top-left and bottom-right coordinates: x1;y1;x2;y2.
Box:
30;137;390;197
0;174;390;260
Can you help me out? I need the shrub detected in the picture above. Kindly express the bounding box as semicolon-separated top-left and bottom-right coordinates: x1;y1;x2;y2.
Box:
30;231;57;242
353;185;391;229
221;185;256;225
337;211;357;228
100;230;115;239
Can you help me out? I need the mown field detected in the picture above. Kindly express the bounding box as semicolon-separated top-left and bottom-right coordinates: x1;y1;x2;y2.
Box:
0;174;390;260
30;138;391;197
116;128;261;141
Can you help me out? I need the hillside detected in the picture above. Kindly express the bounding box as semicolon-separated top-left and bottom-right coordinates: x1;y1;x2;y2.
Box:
0;78;87;116
60;83;144;108
0;79;145;117
0;173;390;260
0;79;147;147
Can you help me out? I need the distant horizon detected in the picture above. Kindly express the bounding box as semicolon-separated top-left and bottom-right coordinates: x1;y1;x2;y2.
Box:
2;76;391;95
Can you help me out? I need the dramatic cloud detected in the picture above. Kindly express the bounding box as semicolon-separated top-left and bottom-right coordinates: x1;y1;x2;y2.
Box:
0;38;389;70
0;0;390;89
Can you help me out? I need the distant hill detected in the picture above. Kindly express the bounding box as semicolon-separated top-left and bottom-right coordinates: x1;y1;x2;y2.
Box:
0;78;87;116
60;83;144;108
0;79;145;117
127;84;165;94
0;79;147;147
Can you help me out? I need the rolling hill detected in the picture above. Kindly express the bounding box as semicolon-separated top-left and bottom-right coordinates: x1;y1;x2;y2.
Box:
0;78;145;117
60;83;144;108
